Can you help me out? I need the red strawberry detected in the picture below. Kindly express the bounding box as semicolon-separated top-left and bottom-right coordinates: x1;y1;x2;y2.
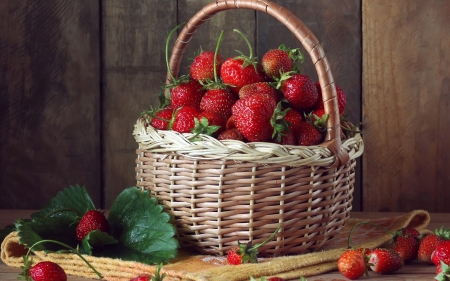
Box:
238;82;279;102
279;73;318;110
227;225;280;265
418;227;450;264
130;275;150;281
261;45;303;80
220;30;266;94
76;210;110;241
200;89;237;120
393;234;420;263
314;82;347;115
368;248;404;274
283;108;303;134
150;107;174;130
28;261;67;281
432;240;450;266
170;79;206;109
172;106;202;133
227;246;245;265
232;93;278;142
295;122;324;146
218;128;246;142
273;131;296;145
337;249;368;280
190;51;224;82
311;108;326;123
400;226;421;238
225;116;236;130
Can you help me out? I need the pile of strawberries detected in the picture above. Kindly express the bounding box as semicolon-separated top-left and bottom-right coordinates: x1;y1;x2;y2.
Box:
145;28;350;146
337;225;450;280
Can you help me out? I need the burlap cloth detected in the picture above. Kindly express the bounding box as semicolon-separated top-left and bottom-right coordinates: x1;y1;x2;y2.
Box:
1;210;431;281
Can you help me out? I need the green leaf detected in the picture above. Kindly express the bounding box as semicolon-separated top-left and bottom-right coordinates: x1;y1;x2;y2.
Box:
103;187;179;264
0;223;16;244
16;217;78;251
79;230;118;255
31;184;96;221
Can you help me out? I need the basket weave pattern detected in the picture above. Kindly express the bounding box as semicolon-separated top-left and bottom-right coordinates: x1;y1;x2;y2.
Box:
134;0;364;256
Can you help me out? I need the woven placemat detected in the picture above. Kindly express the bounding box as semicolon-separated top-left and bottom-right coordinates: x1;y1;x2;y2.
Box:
1;210;431;281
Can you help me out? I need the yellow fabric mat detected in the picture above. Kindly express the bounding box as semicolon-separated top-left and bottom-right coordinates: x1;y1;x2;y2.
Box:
1;210;431;281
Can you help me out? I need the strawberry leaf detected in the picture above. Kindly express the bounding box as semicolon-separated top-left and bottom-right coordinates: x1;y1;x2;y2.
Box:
79;230;118;255
30;184;95;221
15;217;78;252
100;187;179;264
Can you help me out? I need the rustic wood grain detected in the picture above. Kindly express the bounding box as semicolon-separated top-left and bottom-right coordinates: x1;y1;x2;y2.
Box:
362;0;450;212
0;0;101;208
257;0;362;210
101;0;177;207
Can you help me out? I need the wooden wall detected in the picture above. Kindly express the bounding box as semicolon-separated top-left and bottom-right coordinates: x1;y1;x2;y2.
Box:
0;0;448;213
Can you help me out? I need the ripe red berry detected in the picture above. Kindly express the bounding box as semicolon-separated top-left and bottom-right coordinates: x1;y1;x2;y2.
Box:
190;51;224;82
76;210;110;241
337;249;367;280
29;261;67;281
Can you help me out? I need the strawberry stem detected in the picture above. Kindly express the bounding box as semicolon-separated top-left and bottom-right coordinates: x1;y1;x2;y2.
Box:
347;221;396;249
213;30;225;83
165;23;185;83
22;239;103;279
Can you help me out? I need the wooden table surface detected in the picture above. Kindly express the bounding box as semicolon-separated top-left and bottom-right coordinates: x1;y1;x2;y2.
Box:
1;210;448;281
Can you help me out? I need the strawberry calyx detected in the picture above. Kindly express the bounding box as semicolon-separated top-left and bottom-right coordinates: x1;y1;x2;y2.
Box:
19;239;102;280
436;260;450;281
232;225;281;264
278;44;304;71
434;226;450;240
190;117;221;141
271;70;297;90
270;102;292;142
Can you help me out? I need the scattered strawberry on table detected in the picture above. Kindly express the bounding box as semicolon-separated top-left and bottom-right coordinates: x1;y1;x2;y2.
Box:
336;222;450;280
142;25;359;146
27;261;67;281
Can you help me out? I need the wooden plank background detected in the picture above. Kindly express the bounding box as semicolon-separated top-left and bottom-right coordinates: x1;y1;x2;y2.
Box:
0;0;448;213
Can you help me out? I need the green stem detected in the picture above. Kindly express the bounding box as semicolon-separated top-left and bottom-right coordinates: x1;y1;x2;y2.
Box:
213;30;225;83
347;221;396;249
233;29;253;59
251;224;281;250
165;23;185;83
25;239;103;279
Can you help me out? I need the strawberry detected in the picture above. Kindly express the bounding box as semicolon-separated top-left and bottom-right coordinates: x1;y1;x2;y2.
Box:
227;225;281;265
150;107;174;130
225;115;236;130
220;29;266;94
76;210;110;241
273;130;296;145
190;50;224;82
261;45;303;80
130;264;165;281
27;261;67;281
432;240;450;266
171;106;202;133
169;79;206;109
283;108;304;134
295;122;324;146
232;93;278;142
400;226;421;238
200;89;237;120
218;128;246;142
337;249;368;280
267;278;285;281
311;108;326;123
277;73;318;110
314;82;347;115
368;248;404;274
418;226;450;264
393;233;420;263
238;82;279;102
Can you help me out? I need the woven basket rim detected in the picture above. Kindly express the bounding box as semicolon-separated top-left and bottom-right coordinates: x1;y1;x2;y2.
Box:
134;115;363;167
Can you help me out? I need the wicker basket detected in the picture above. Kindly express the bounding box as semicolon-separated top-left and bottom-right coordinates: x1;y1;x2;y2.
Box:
133;0;364;257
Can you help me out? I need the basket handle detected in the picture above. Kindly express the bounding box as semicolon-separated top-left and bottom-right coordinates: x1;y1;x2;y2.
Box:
166;0;350;167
